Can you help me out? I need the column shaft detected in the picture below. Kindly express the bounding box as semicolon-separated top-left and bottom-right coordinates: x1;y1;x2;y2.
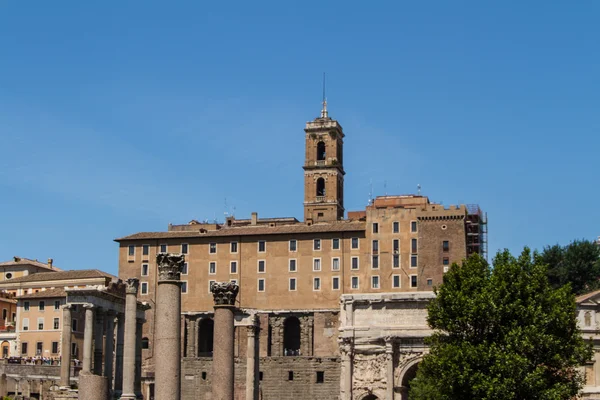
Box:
212;306;235;400
114;313;125;394
59;305;73;387
135;319;143;397
386;341;394;400
93;311;104;375
121;279;139;400
155;280;181;400
245;325;257;400
104;312;115;390
82;305;95;374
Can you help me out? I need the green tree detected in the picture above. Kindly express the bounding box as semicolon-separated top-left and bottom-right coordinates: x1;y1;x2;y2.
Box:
410;250;592;400
540;240;600;295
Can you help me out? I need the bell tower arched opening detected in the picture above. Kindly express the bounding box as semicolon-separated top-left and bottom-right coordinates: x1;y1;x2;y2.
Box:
316;178;326;197
317;141;326;161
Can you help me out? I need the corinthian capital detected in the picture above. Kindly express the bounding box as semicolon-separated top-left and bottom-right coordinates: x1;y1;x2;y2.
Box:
157;253;185;282
126;278;140;294
210;281;240;306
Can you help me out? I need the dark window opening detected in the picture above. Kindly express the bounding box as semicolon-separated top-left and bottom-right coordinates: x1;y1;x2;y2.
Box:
316;141;326;161
372;223;378;233
412;238;418;253
198;318;214;356
443;257;449;265
316;178;326;197
283;316;301;356
288;371;294;381
443;240;449;252
259;371;264;381
316;371;324;383
317;212;324;217
142;337;149;349
202;371;207;380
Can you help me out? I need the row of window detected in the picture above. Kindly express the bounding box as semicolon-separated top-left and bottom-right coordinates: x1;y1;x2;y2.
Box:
21;341;62;356
22;317;61;331
372;220;418;234
22;300;61;312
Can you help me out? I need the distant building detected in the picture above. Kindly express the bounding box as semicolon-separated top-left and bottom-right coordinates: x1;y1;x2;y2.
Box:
0;257;61;284
576;290;600;399
115;102;488;399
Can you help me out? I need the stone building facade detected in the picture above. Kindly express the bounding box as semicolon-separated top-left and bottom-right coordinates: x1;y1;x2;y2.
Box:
115;103;487;399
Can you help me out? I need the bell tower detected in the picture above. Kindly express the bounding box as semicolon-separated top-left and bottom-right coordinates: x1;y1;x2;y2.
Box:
303;100;345;222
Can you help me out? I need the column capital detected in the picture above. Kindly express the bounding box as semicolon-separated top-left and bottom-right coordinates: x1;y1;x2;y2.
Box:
126;278;140;294
246;325;258;338
62;304;73;311
339;337;354;356
157;253;184;282
82;303;95;310
211;282;239;306
385;336;394;354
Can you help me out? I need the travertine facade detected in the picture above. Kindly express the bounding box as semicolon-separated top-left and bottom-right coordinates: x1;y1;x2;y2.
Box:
115;103;487;399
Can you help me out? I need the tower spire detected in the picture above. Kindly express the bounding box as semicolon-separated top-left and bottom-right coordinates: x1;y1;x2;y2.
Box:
320;72;328;119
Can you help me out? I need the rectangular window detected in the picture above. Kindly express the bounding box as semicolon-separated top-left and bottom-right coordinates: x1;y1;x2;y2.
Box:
411;221;418;232
209;280;216;293
332;238;340;250
372;255;379;269
52;341;59;354
72;319;77;332
289;278;296;291
372;240;379;253
258;241;266;252
351;276;359;289
54;300;60;310
230;242;238;253
351;257;359;270
288;371;294;381
313;258;321;271
332;276;340;290
39;301;45;311
230;261;237;274
128;245;135;257
427;279;433;286
332;257;340;271
160;244;167;253
393;221;399;233
36;342;43;355
38;318;44;330
372;275;380;289
24;302;29;311
443;257;450;266
181;243;189;255
393;239;399;253
182;262;188;275
289;259;297;272
141;282;148;295
412;238;418;253
209;262;217;275
181;281;188;294
258;279;265;292
53;318;59;330
393;254;400;268
258;260;266;273
142;244;149;256
372;223;379;233
313;239;321;251
313;277;321;291
209;243;217;254
410;275;418;288
21;342;27;355
289;240;297;252
71;343;77;356
443;240;449;252
316;371;324;383
141;264;149;276
393;275;401;288
23;318;29;331
411;255;418;268
351;237;359;249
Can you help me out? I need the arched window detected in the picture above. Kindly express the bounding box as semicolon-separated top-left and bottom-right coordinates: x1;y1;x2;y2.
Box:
142;337;149;349
317;141;326;161
283;316;301;356
198;318;214;355
316;178;326;197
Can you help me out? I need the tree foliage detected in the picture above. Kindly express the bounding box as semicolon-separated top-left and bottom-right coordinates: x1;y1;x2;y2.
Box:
540;239;600;295
409;250;592;400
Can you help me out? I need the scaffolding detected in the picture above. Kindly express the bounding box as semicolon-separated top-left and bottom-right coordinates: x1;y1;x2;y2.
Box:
465;204;488;261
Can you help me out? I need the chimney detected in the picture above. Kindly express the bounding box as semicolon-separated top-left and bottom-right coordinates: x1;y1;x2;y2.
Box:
251;212;258;225
47;258;53;268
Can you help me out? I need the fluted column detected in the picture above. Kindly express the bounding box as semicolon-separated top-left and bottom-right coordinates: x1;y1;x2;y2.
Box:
121;278;139;400
211;281;240;400
82;304;95;374
114;312;125;395
155;253;184;400
385;338;394;400
340;338;353;400
245;321;258;400
104;311;116;390
134;318;144;397
60;304;73;388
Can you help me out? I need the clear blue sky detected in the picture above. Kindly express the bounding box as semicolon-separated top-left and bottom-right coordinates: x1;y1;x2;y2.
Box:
1;2;598;276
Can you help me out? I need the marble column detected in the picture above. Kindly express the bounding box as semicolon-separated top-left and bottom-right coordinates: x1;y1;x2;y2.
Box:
385;338;394;400
0;373;7;397
186;317;196;358
104;311;116;390
60;304;73;388
93;309;104;375
82;304;95;374
155;253;184;400
114;312;125;395
340;338;353;400
211;281;240;400
121;278;139;400
245;322;258;400
134;318;144;398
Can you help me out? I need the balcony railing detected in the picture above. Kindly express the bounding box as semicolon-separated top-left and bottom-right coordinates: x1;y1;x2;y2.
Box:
315;196;326;202
315;160;326;166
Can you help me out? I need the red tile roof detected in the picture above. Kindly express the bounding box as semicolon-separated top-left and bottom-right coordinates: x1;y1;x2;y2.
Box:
0;270;116;285
17;288;67;299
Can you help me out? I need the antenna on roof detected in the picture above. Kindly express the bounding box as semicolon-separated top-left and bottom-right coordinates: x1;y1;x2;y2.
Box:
224;197;229;218
368;179;373;206
320;72;328;119
417;184;421;195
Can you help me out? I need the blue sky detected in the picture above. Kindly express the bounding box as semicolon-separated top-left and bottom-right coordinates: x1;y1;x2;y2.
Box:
1;2;598;276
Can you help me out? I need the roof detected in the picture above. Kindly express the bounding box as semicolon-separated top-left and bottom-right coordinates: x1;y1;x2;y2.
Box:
17;288;66;299
0;270;116;285
577;289;600;303
115;221;366;241
0;257;60;271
